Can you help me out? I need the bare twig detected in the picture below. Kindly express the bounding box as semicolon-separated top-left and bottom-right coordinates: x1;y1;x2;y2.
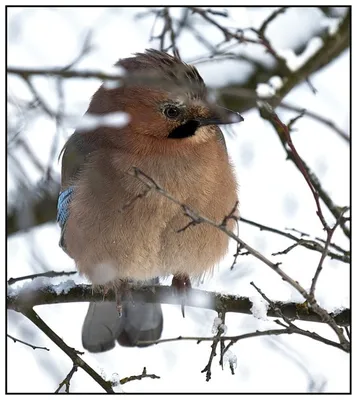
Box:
248;282;346;352
259;101;329;231
62;31;94;71
162;8;181;58
278;102;349;143
205;8;228;18
201;312;226;381
139;327;344;353
219;313;226;369
259;7;289;36
8;270;77;285
21;308;114;393
8;66;125;83
7;333;50;351
310;208;349;296
240;217;349;263
22;76;55;118
272;240;306;256
258;101;350;238
55;364;78;393
230;241;243;270
191;5;289;72
120;367;160;385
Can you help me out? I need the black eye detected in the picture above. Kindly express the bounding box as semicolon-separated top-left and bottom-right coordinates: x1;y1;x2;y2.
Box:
164;106;181;119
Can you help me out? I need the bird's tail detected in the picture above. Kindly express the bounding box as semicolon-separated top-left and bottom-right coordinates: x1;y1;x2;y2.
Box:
81;280;163;353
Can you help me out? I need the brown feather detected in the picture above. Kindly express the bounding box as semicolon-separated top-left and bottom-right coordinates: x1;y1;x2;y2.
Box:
61;49;239;285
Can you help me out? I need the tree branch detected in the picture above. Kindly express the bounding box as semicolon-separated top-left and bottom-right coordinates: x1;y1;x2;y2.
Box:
137;327;345;353
258;101;350;238
55;364;78;393
219;9;350;113
240;217;349;263
20;308;114;393
278;102;349;143
7;282;350;327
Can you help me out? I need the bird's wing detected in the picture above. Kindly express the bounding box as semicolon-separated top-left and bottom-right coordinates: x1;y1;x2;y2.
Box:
57;131;92;252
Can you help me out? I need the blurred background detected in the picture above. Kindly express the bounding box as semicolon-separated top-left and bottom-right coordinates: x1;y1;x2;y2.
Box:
7;6;350;393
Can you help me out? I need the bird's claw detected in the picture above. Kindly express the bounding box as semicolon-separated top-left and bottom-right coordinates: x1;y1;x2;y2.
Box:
171;274;192;318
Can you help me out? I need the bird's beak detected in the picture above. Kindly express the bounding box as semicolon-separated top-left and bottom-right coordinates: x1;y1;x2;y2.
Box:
195;106;244;127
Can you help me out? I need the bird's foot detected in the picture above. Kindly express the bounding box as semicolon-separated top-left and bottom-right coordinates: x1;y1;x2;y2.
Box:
171;274;192;318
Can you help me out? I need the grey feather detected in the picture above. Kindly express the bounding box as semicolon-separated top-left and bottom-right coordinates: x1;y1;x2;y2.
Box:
82;301;163;352
81;278;163;353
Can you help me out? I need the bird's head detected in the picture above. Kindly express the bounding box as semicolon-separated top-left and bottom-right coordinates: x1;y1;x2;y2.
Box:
87;49;243;149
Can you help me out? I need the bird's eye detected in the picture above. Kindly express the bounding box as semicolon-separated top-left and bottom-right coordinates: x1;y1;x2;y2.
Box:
164;106;181;119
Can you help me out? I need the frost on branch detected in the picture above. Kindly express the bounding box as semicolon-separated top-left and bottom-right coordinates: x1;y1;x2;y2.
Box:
110;373;120;387
320;16;343;35
211;316;227;335
256;76;284;98
223;350;238;375
276;37;323;72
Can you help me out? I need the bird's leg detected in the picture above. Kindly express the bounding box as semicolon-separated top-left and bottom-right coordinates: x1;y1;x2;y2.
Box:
171;274;192;318
113;280;132;318
102;285;111;298
100;282;124;316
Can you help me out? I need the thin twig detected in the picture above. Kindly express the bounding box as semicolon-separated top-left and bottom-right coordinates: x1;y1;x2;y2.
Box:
55;364;78;393
259;7;289;36
230;241;242;270
120;367;160;385
310;208;349;296
278;102;349;143
162;8;181;59
201;312;226;381
8;66;125;81
139;328;344;353
240;217;349;263
8;270;77;285
258;101;350;238
22;76;55;118
7;333;50;351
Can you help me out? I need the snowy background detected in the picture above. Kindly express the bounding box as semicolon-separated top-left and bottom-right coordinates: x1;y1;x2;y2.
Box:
7;6;350;393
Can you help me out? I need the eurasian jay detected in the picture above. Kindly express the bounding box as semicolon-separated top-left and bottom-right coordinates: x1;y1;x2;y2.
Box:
57;49;243;353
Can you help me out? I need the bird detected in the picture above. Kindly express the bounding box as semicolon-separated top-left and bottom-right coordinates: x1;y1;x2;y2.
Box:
57;49;243;353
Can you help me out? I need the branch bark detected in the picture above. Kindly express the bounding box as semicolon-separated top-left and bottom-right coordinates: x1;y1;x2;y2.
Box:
7;282;350;327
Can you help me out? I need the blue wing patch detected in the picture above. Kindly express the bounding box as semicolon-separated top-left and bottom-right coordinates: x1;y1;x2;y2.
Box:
57;187;74;252
57;187;74;229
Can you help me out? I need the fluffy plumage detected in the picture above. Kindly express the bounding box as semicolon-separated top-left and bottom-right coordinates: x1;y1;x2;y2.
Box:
58;49;242;352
